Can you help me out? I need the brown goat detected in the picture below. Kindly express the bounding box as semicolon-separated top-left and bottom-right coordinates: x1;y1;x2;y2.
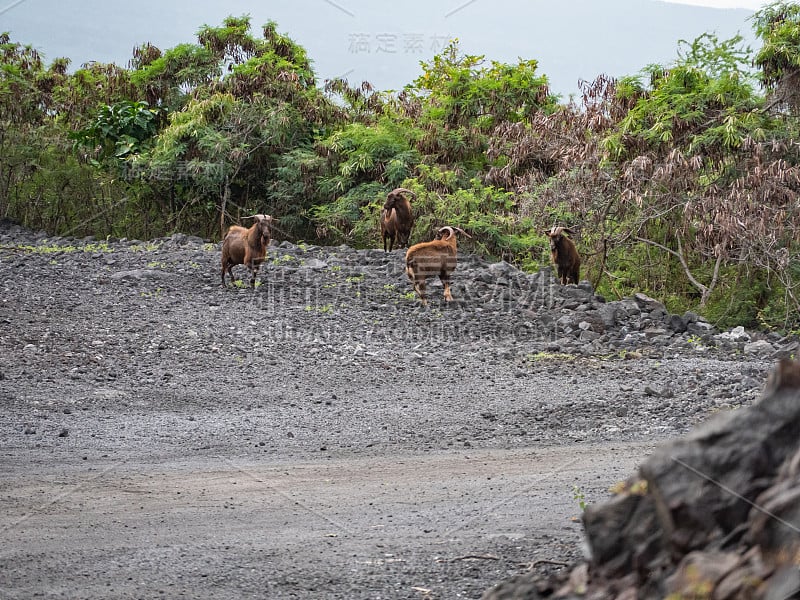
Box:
405;226;470;305
545;226;580;285
380;188;415;252
221;214;274;288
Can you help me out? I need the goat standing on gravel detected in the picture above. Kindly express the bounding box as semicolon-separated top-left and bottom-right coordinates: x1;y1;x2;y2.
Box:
380;188;415;252
221;214;274;288
545;226;580;285
405;226;470;306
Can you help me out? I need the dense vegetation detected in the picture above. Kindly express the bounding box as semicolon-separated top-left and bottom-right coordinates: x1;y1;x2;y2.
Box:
2;5;800;330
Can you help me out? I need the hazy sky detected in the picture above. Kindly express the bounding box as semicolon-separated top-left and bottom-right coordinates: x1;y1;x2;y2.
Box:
664;0;768;6
0;0;767;97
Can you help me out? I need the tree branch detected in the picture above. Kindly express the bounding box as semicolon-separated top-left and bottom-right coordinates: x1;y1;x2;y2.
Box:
635;236;720;307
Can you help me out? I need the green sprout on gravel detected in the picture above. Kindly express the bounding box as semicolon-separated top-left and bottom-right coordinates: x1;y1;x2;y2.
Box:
599;349;643;361
572;485;587;511
146;261;167;269
305;304;334;314
528;351;577;362
129;242;161;252
14;243;76;254
272;255;296;265
232;280;262;289
687;335;705;348
1;240;114;254
83;240;113;253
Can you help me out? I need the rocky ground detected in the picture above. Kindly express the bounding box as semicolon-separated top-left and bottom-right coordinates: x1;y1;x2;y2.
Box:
0;219;796;599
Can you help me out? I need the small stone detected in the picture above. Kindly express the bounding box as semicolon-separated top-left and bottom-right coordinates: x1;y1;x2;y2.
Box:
717;326;750;342
744;340;774;355
580;330;601;342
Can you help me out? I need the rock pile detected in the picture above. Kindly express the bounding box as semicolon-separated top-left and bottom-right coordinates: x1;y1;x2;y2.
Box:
484;358;800;600
2;217;798;361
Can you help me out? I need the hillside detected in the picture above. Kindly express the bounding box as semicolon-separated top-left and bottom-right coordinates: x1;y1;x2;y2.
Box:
2;220;796;598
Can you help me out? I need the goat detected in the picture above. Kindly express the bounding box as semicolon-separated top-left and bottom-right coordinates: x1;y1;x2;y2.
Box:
221;214;274;288
405;226;470;306
545;226;580;285
380;188;415;252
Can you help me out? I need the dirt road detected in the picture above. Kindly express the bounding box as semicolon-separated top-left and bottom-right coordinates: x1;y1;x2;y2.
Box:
0;222;775;598
1;443;654;599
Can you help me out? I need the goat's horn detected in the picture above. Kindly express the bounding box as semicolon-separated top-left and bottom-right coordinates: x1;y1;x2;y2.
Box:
437;226;455;240
453;227;471;239
392;187;416;198
549;226;565;236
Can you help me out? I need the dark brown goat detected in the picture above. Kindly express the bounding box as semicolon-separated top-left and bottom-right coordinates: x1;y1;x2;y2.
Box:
545;226;580;285
405;226;470;305
221;214;274;288
380;188;415;252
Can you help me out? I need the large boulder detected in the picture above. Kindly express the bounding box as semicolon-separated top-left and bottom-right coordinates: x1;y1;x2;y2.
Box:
484;359;800;600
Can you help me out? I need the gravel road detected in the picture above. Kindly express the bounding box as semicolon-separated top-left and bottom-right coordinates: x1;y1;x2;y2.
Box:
0;221;781;599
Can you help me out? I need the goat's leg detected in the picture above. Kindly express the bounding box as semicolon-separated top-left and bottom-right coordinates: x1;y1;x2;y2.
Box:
248;263;260;288
222;259;235;287
414;278;427;306
441;274;453;302
251;256;267;288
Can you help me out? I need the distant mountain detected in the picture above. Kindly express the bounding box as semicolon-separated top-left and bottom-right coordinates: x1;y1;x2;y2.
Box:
1;0;757;97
